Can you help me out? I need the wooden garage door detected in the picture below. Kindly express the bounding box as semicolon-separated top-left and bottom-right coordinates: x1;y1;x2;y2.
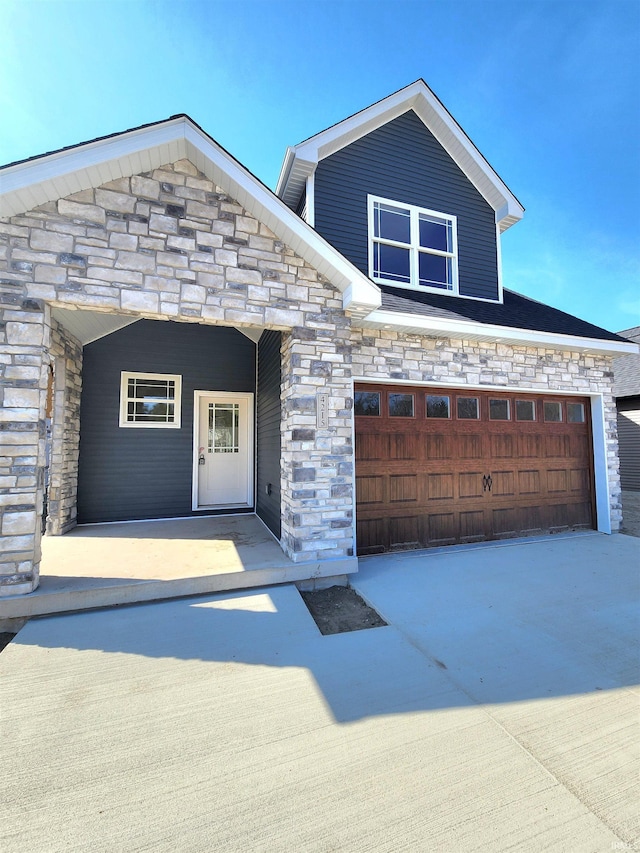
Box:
355;384;595;555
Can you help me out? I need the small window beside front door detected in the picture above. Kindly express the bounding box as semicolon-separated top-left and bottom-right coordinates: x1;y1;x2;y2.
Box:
119;372;182;428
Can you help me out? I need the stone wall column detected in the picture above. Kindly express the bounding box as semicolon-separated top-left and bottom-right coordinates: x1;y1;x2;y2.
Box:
0;300;49;596
279;327;355;563
46;319;82;535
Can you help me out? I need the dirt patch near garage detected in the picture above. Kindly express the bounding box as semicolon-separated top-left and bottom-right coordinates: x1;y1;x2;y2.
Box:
300;585;387;635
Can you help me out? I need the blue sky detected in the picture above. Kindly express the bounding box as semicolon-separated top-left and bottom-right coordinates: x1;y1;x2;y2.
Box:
1;0;638;333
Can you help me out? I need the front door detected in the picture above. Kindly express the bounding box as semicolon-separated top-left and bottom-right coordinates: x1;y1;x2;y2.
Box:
195;393;253;509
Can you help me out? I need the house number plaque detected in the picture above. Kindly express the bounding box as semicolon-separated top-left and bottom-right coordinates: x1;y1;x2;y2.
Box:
317;393;329;429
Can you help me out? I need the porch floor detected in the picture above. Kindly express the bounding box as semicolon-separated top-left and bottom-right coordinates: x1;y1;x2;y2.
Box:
0;515;356;621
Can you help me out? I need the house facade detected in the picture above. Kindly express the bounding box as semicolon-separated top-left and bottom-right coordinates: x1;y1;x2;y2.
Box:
0;81;635;596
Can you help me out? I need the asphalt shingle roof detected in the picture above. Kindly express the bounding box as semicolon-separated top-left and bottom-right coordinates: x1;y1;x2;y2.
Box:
379;285;626;344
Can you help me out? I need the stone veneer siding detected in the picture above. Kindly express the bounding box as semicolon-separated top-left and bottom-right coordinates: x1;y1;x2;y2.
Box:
0;158;622;594
47;318;82;535
0;159;355;594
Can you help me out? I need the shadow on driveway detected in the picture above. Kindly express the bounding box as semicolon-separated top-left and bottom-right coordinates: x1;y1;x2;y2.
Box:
7;533;640;723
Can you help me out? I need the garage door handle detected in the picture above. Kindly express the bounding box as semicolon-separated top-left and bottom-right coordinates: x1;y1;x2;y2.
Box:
483;474;493;493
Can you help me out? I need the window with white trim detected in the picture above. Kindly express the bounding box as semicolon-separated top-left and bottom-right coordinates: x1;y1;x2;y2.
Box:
119;372;182;428
368;195;458;294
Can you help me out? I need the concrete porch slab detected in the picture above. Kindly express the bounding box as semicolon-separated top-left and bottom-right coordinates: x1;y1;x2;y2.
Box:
0;515;357;620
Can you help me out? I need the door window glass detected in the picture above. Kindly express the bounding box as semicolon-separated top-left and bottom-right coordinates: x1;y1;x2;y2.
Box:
567;402;585;423
516;400;536;421
489;399;510;420
354;391;381;416
544;401;563;422
389;393;414;417
426;394;450;418
457;397;479;419
209;403;239;453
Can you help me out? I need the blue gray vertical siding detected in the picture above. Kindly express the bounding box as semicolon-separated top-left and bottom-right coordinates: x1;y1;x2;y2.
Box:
256;330;282;538
314;110;499;301
77;320;256;523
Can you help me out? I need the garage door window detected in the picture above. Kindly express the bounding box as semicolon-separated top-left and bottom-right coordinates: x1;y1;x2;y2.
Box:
567;402;585;423
489;399;510;420
544;401;563;422
354;391;380;416
389;393;414;417
426;395;450;418
516;400;536;421
457;397;479;419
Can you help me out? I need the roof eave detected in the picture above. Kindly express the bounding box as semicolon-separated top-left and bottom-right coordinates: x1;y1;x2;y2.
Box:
358;309;639;357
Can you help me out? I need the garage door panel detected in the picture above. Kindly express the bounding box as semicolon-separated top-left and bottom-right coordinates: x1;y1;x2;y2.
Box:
460;434;483;458
567;501;592;527
545;434;571;458
517;434;543;457
492;470;515;496
459;472;484;498
356;517;388;555
389;474;418;503
389;433;419;460
356;475;384;505
356;433;388;461
547;469;569;493
427;473;454;500
492;507;521;536
458;510;485;542
491;434;514;458
518;469;541;495
426;434;452;459
570;468;589;492
355;385;594;554
389;516;420;549
427;512;457;545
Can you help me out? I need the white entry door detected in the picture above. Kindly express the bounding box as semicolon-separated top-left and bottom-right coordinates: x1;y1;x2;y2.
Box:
195;393;253;509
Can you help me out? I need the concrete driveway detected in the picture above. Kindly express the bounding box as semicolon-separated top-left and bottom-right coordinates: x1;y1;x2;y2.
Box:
1;532;638;852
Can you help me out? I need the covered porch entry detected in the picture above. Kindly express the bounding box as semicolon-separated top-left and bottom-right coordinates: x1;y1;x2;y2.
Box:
2;514;353;621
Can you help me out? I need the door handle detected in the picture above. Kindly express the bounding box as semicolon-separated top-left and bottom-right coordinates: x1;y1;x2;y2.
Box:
482;474;493;493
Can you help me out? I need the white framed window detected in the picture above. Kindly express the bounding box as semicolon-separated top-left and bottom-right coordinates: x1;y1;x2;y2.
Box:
368;195;458;294
119;372;182;428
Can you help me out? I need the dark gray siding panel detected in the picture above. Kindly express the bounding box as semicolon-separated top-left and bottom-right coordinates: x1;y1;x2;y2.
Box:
78;320;256;523
256;331;282;538
618;398;640;491
315;110;499;301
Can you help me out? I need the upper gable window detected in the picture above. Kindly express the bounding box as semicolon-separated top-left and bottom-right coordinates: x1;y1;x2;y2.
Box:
368;195;458;295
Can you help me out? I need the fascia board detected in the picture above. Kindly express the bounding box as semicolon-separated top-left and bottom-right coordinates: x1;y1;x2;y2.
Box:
360;309;639;356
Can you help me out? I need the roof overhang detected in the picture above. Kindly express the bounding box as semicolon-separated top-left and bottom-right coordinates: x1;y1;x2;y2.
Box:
276;80;524;233
0;116;381;317
358;309;640;357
